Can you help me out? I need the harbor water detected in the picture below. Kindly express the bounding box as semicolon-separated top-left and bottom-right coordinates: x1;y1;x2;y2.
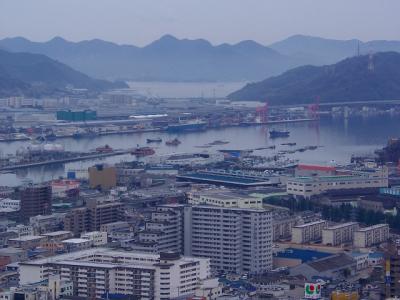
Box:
0;114;398;186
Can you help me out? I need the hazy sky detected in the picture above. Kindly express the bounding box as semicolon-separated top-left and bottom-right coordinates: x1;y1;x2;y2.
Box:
1;0;400;46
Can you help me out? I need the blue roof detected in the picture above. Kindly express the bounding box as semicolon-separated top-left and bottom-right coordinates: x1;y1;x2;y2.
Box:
369;252;384;258
275;248;333;263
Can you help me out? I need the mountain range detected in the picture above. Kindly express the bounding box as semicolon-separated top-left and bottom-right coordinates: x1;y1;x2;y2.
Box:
0;49;127;97
228;52;400;104
3;34;400;82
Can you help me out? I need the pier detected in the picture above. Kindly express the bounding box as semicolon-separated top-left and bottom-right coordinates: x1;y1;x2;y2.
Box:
0;150;131;171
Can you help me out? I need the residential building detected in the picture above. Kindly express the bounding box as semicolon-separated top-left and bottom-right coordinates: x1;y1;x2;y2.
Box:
20;184;52;221
131;204;184;254
88;164;117;190
61;238;93;252
19;249;213;300
188;188;264;209
271;209;297;241
184;205;272;274
322;222;359;246
63;197;124;236
100;221;131;234
8;235;47;250
0;199;20;211
7;224;34;237
40;230;73;242
81;231;108;246
29;213;65;234
291;220;327;244
354;224;389;248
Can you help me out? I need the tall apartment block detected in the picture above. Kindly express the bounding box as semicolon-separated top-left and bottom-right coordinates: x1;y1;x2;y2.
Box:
64;198;124;236
20;184;52;221
131;204;184;254
19;249;212;300
291;220;327;244
354;224;389;248
322;222;359;246
184;205;272;275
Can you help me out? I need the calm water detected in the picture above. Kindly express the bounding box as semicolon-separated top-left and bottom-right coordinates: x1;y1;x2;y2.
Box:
0;114;398;186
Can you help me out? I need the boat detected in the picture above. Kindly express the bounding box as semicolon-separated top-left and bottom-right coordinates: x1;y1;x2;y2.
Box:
208;140;230;146
96;145;113;153
166;119;207;133
147;138;162;143
131;146;155;156
269;130;290;138
281;142;296;146
72;130;97;139
166;138;181;146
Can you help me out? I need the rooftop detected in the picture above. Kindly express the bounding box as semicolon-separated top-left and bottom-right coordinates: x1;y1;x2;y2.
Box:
357;224;388;232
293;220;326;228
307;253;355;272
297;164;336;172
275;248;332;263
324;222;358;230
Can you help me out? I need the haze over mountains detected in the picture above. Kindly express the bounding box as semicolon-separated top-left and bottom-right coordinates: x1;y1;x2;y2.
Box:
0;49;127;97
3;34;400;82
228;52;400;104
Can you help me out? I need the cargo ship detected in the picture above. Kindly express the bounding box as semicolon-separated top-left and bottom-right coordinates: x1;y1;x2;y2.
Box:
166;119;207;133
269;130;290;138
131;146;155;156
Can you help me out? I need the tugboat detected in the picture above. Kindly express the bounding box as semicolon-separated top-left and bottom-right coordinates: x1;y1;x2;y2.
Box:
96;144;113;153
131;146;155;156
166;138;181;146
269;129;290;138
147;138;162;143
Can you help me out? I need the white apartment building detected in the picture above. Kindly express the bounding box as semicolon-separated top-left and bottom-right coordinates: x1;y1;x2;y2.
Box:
287;167;388;198
322;222;359;246
0;198;20;211
354;224;389;248
291;220;327;244
188;189;264;209
19;248;212;300
7;224;34;237
184;205;272;274
131;204;184;254
81;231;108;246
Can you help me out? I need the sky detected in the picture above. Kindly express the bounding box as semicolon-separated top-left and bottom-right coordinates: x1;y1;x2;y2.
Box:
1;0;400;46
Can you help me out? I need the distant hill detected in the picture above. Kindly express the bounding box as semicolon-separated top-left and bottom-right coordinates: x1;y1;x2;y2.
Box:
0;49;127;97
228;52;400;104
0;35;298;81
4;35;400;82
269;34;400;66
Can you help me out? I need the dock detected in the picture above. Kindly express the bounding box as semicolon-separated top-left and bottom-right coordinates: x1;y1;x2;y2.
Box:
0;150;131;171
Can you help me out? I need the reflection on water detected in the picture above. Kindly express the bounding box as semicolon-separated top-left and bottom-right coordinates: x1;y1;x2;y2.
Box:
0;114;399;186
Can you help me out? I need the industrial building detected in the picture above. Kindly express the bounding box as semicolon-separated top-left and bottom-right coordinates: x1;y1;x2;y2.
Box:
56;109;97;121
287;166;388;198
